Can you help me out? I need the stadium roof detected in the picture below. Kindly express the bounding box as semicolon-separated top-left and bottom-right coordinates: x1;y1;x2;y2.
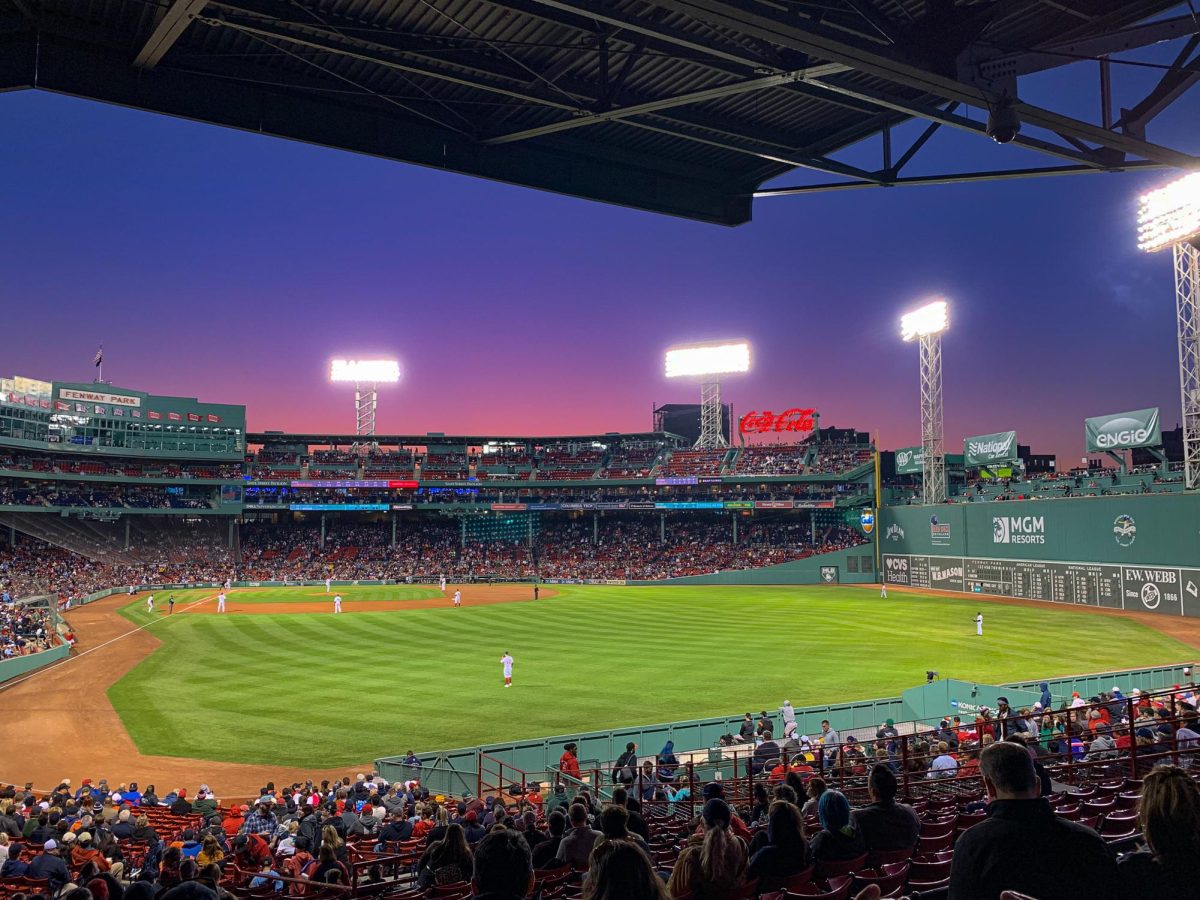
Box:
2;0;1197;224
248;430;685;445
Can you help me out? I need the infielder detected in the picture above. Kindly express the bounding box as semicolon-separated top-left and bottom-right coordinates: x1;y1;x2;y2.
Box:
501;651;514;687
333;594;343;614
217;592;226;613
975;612;983;636
453;589;462;608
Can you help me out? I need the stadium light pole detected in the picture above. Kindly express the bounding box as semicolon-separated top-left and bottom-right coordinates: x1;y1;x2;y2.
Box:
901;300;949;505
664;341;751;449
1138;172;1200;490
329;359;401;440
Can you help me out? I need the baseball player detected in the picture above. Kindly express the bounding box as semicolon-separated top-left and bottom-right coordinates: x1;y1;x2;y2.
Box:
975;612;983;636
880;582;888;599
453;589;462;608
146;594;154;614
333;594;343;614
501;652;514;687
440;575;447;592
325;577;332;594
217;592;226;613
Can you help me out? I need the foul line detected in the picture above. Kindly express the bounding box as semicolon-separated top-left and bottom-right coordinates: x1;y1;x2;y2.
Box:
0;592;219;696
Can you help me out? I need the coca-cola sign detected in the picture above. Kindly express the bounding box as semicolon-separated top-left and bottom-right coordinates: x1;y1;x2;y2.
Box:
739;407;816;435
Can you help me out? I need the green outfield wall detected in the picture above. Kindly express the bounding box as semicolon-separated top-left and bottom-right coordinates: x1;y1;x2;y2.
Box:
880;494;1200;617
628;546;876;586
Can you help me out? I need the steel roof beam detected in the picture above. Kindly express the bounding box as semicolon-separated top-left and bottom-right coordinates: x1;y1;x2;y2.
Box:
134;0;208;68
753;160;1166;197
481;63;848;144
643;0;1200;169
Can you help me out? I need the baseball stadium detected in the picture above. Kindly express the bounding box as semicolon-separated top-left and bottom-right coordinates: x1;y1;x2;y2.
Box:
3;1;1200;899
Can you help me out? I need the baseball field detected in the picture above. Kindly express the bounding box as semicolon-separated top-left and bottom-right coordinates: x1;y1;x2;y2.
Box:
98;583;1198;768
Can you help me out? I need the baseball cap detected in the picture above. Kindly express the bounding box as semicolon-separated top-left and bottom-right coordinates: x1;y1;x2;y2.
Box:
43;839;57;851
78;832;92;843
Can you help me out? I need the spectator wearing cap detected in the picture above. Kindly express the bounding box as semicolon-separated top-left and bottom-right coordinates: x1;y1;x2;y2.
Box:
169;789;193;816
191;790;218;822
222;805;249;838
26;837;71;893
809;791;865;862
851;765;920;853
232;833;273;870
462;810;485;845
241;799;278;836
72;831;121;877
374;809;413;849
736;713;755;744
948;741;1118;900
668;798;748;900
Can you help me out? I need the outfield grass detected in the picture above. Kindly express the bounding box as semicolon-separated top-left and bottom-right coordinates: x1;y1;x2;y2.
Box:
108;584;1195;767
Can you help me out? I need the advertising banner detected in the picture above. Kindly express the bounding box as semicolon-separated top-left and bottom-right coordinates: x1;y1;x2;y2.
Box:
894;446;924;475
964;430;1018;467
1085;407;1161;452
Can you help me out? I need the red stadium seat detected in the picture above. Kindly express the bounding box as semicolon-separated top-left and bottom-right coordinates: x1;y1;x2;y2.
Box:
814;852;868;880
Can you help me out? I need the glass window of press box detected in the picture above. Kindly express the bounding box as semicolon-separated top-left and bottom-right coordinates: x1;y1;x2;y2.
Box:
0;407;243;457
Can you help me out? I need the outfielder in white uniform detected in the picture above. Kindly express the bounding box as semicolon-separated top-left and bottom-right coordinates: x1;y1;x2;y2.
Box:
440;575;447;592
147;594;155;613
453;590;462;608
217;592;226;613
501;652;514;687
880;583;888;599
976;613;983;636
334;594;343;613
326;578;332;594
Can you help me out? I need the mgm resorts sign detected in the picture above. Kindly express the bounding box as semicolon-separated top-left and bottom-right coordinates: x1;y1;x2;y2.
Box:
993;514;1046;545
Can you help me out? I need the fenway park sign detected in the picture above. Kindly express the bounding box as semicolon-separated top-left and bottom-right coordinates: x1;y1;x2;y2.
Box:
739;407;816;435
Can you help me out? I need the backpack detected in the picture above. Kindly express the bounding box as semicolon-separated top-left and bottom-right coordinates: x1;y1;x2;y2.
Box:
613;752;636;784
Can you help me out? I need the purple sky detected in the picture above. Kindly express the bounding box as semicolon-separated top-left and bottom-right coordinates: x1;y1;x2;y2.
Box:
1;39;1197;462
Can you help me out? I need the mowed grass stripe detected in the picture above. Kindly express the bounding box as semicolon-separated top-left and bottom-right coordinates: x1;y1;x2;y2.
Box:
107;585;1195;767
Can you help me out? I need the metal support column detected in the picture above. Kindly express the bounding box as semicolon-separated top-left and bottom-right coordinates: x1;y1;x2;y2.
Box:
354;382;379;437
125;518;131;551
593;512;598;543
391;515;397;548
320;514;326;550
1176;240;1200;489
461;518;466;549
695;380;728;449
732;515;738;543
660;514;666;543
918;332;947;504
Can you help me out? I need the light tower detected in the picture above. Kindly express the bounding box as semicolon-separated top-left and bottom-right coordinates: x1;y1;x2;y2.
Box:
329;359;401;439
664;341;751;449
901;300;949;505
1138;172;1200;489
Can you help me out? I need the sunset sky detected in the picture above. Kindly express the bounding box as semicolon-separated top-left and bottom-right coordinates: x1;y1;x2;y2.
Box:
2;35;1197;462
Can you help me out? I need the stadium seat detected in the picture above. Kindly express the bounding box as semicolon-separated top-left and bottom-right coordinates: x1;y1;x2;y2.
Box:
781;867;815;891
850;862;910;897
915;831;954;854
814;852;868;880
866;847;913;867
906;852;953;892
784;875;853;899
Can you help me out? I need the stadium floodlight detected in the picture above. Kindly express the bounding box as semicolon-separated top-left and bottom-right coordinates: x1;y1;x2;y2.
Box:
664;341;750;450
664;341;751;379
1137;172;1200;253
900;299;949;505
900;300;949;342
1137;174;1200;490
329;358;401;438
329;359;401;384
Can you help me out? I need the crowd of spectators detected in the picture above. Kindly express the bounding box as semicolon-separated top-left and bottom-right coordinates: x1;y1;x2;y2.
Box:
1;685;1198;900
0;454;240;481
0;480;213;510
0;597;60;658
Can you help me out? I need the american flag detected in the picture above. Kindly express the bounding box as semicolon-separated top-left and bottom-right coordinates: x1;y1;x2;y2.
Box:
93;347;103;367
